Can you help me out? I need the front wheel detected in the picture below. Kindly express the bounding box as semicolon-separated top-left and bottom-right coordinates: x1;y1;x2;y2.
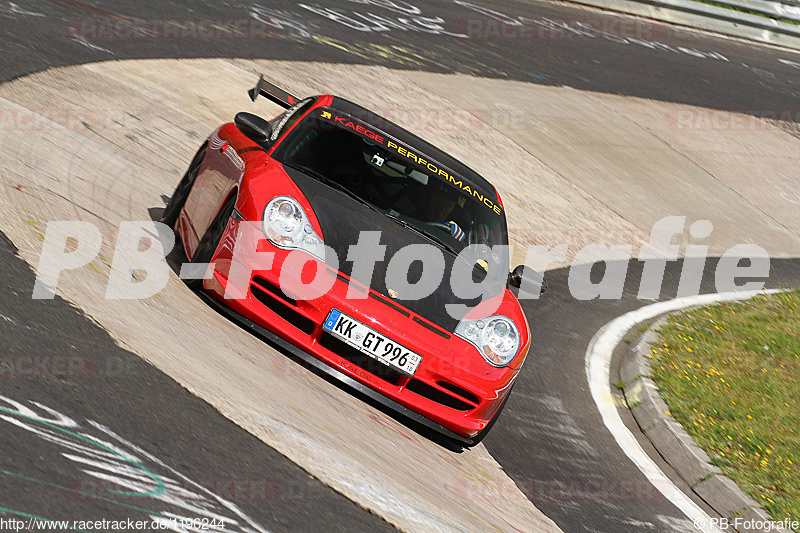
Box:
161;147;206;228
185;196;236;290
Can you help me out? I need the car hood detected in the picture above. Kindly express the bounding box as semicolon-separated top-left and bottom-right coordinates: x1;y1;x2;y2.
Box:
283;165;496;333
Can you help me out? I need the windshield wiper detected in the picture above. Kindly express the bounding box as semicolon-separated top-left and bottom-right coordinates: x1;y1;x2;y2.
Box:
383;211;457;255
283;162;378;212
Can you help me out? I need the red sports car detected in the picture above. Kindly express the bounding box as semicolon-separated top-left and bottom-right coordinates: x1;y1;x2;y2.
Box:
162;76;538;445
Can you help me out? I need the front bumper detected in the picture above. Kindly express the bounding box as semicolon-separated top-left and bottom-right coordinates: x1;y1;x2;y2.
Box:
197;291;473;444
202;219;518;439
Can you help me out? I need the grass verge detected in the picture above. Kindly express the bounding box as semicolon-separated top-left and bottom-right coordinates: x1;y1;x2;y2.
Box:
650;290;799;521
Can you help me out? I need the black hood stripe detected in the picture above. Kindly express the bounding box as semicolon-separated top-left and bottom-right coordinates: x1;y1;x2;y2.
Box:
284;165;484;332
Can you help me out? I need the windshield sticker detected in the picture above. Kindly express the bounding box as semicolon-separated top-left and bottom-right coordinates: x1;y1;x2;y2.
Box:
385;140;502;215
316;108;502;215
321;111;385;143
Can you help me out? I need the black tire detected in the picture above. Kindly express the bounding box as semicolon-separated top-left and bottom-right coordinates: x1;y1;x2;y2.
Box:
185;196;236;290
465;385;513;447
161;147;206;229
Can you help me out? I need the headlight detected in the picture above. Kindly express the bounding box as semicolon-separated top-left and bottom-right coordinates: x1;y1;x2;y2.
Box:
263;196;324;260
455;315;520;367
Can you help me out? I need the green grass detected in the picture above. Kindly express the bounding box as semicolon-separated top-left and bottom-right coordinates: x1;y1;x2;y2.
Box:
650;290;800;522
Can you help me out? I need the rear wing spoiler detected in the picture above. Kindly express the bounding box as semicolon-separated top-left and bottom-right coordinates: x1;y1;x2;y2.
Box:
248;74;300;109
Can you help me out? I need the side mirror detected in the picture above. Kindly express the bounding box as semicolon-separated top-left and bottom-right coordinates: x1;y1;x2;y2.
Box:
234;112;272;149
508;265;548;295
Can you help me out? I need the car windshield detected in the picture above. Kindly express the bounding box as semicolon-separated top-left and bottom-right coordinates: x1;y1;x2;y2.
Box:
272;110;510;277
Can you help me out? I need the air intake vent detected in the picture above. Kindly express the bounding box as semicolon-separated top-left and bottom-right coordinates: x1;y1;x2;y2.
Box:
250;283;314;335
437;381;480;405
253;276;297;306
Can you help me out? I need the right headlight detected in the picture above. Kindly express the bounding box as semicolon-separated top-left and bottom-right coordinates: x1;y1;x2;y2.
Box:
455;315;520;367
262;196;324;260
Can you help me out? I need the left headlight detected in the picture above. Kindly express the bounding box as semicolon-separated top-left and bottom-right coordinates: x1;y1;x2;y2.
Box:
263;196;325;260
455;315;520;367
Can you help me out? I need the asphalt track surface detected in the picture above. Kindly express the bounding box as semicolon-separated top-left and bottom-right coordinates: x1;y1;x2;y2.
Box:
1;0;799;532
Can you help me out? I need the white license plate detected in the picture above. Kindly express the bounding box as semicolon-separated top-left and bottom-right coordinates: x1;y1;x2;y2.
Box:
322;309;422;377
